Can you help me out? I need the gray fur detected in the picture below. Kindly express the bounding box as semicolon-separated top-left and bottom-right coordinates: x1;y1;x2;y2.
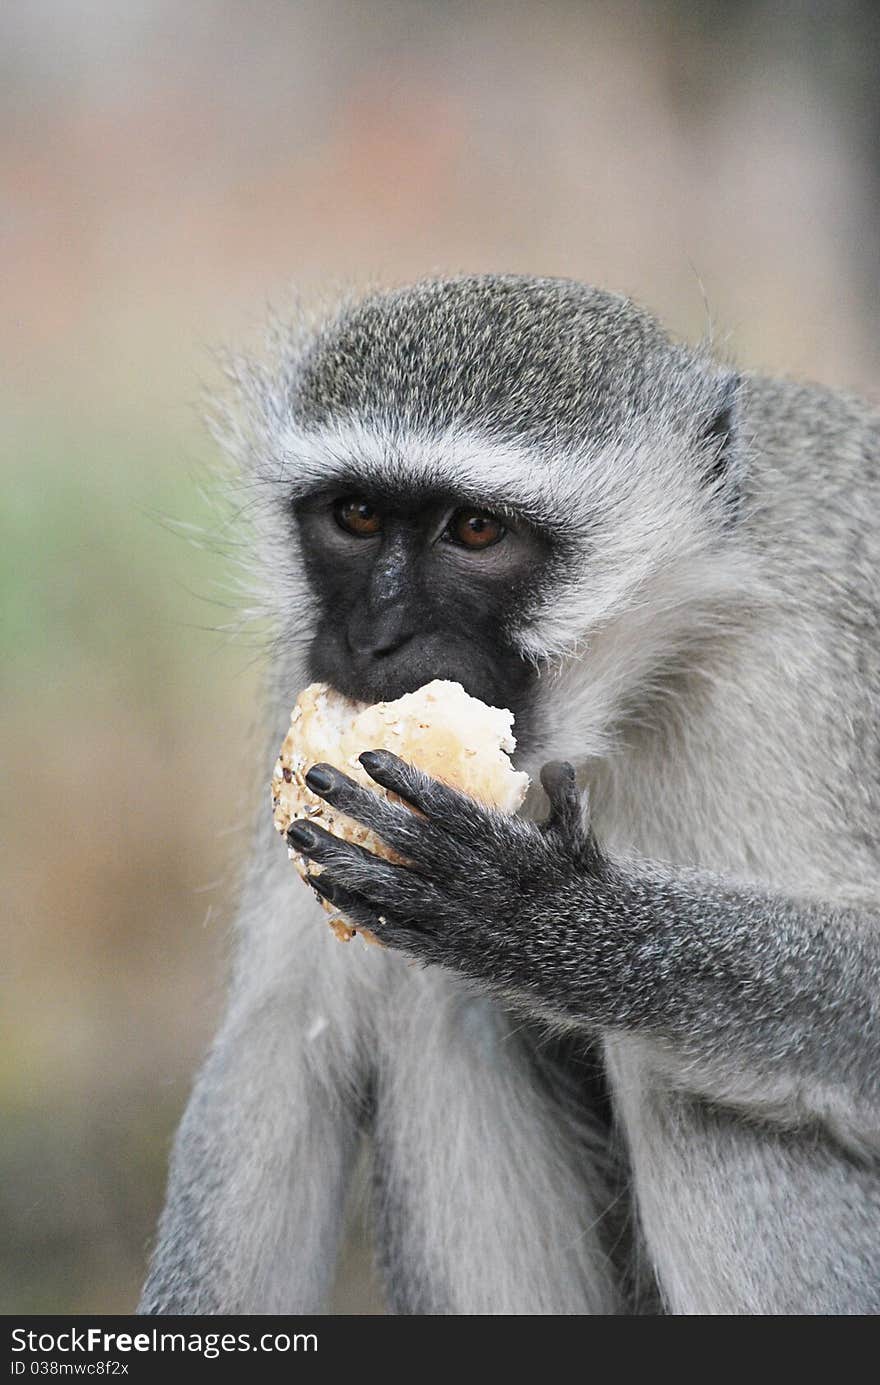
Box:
141;275;880;1316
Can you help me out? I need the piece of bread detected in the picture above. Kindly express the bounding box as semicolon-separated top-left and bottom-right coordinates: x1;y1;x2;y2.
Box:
271;680;530;942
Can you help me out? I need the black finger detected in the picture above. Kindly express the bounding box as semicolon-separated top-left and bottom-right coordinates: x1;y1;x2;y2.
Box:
308;874;386;930
358;749;488;841
290;820;447;918
311;874;445;956
289;819;408;889
540;760;583;839
309;866;445;946
302;762;440;864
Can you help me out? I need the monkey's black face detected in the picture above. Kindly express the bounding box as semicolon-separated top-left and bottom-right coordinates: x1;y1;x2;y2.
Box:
295;488;544;745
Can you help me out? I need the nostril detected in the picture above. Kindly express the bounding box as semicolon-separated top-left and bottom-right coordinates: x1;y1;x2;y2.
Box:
372;630;413;659
345;624;415;659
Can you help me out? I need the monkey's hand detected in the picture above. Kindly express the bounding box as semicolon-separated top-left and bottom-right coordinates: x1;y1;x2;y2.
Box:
285;751;880;1121
285;750;620;997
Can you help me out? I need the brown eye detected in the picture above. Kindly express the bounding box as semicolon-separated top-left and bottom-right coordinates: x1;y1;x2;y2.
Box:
334;497;382;537
447;510;506;550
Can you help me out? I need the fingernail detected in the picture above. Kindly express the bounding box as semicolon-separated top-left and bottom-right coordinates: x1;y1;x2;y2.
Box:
287;822;317;850
305;765;334;794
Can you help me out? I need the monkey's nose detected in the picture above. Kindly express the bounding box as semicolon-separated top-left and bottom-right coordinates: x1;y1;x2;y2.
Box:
345;613;415;660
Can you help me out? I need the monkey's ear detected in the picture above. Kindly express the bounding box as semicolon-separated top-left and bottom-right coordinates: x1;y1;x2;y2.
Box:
701;372;743;524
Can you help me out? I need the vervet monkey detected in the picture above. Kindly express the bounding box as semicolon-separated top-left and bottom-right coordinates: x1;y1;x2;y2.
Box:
141;275;880;1315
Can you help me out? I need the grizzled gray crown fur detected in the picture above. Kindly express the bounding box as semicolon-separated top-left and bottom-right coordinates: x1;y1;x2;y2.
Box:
289;274;726;451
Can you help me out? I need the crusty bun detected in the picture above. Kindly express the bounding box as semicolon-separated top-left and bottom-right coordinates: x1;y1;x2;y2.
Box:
271;680;530;942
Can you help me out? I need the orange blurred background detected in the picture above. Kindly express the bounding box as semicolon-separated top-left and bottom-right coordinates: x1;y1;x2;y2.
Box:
3;0;878;1313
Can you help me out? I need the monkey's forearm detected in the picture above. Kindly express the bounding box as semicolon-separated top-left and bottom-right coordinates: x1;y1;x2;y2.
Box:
473;863;880;1125
291;753;880;1131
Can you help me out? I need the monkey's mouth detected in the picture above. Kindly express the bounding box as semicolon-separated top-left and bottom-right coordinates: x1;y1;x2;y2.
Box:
306;619;540;758
310;673;536;768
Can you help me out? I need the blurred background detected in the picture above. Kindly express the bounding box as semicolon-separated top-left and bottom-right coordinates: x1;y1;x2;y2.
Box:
3;0;879;1315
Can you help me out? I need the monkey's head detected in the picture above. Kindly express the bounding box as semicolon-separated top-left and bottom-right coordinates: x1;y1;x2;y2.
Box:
227;275;752;764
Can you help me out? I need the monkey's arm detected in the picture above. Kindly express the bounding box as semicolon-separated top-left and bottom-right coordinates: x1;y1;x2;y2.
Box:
139;876;366;1315
289;754;880;1135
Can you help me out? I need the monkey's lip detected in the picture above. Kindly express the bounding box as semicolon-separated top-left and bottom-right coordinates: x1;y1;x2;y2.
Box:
318;681;368;712
321;662;511;711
